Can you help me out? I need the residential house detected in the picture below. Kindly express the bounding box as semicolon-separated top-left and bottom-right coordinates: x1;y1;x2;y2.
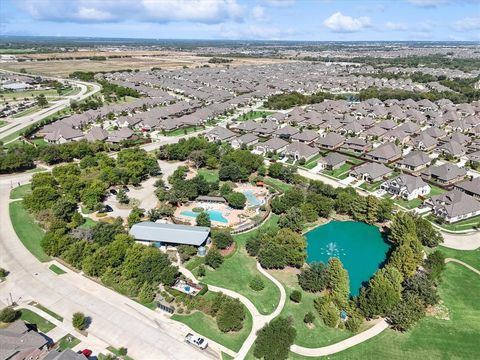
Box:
253;137;289;156
274;125;300;140
318;152;347;171
424;190;480;223
283;142;319;162
205;126;236;142
396;151;431;173
454;177;480;199
44;124;84;144
316;132;345;150
341;137;372;154
291;130;319;144
410;132;437;151
381;173;431;201
421;163;467;186
436;140;466;158
85;127;109;142
0;320;49;360
231;133;259;149
107;128;135;143
365;143;402;163
350;162;393;183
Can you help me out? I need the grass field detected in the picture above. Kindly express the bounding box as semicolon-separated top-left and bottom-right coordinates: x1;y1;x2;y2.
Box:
261;177;293;193
10;183;32;199
79;217;97;229
303;154;323;170
197;169;220;183
323;163;353;179
439;246;480;270
172;308;252;352
11;106;41;118
165;126;199;137
427;214;480;232
394;197;423;210
269;270;354;348
20;309;55;333
287;262;480;360
57;334;81;351
49;264;67;275
0;89;59;101
236;110;273;121
190;215;281;315
9;201;50;262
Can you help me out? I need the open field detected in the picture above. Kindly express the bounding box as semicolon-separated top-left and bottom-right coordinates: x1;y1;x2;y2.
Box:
285;262;480;360
172;307;253;352
0;51;294;77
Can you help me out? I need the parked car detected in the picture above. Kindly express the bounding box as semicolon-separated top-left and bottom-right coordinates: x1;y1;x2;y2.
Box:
78;349;92;357
122;185;130;192
103;205;113;213
110;189;117;195
185;333;208;350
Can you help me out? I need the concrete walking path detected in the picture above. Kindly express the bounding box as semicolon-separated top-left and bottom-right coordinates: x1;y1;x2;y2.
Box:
445;258;480;275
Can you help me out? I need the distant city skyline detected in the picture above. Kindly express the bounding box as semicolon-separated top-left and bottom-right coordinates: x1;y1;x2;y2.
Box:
1;0;479;42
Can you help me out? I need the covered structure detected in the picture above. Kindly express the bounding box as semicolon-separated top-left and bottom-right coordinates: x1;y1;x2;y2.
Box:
129;222;210;247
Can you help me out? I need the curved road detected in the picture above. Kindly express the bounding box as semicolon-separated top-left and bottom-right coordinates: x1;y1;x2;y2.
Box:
0;70;101;142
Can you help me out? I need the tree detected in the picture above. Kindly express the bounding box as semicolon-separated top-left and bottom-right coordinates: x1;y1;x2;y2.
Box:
197;264;206;277
389;212;417;245
314;296;339;328
278;207;304;232
128;207;144;228
116;189;129;204
290;290;302;303
0;306;18;323
212;231;234;249
345;310;364;333
377;198;394;222
138;282;156;303
250;275;265;291
304;312;315;324
275;228;306;267
196;211;211;227
424;250;446;281
216;296;246;332
403;272;439;306
72;312;87;330
226;191;247;209
388;292;425;331
389;233;423;278
258;240;287;269
36;94;48;107
359;265;403;318
298;262;328;292
253;317;296;360
205;248;223;269
412;215;443;247
326;258;350;308
365;196;379;224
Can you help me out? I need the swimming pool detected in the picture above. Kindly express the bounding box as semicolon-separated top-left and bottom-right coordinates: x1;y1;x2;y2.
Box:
243;190;262;206
180;209;229;223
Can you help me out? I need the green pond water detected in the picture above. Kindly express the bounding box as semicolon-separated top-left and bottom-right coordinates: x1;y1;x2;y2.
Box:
306;220;390;296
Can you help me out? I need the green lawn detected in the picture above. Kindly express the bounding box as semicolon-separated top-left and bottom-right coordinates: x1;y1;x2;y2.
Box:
12;106;41;118
394;197;423;210
49;264;66;275
172;308;252;352
190;215;281;315
197;168;219;183
107;346;135;360
289;263;480;360
31;303;64;322
427;214;480;232
261;177;293;193
10;183;32;199
236;110;273;121
57;334;81;351
165;126;199;137
439;246;480;270
304;154;323;170
323;163;353;179
429;185;446;197
0;89;58;100
9;201;50;262
270;270;354;348
79;217;97;229
20;309;55;333
0;120;7;127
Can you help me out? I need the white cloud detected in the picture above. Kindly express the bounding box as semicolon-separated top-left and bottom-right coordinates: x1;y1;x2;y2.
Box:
385;22;408;31
323;12;371;33
263;0;295;6
453;16;480;31
251;6;267;21
16;0;244;24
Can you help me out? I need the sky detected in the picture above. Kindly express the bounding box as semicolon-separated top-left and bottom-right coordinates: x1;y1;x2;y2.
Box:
1;0;479;41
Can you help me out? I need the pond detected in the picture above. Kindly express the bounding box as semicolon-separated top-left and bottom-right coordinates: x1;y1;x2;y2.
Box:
305;220;390;296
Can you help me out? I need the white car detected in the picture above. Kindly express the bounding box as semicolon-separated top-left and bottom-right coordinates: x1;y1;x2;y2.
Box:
185;333;208;350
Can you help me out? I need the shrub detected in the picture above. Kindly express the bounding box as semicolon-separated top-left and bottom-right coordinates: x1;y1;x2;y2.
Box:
216;297;246;333
118;347;128;356
177;245;197;262
72;312;87;330
177;307;184;314
304;311;315;324
0;267;8;278
205;249;223;269
253;316;296;360
249;275;265;291
0;306;18;323
290;290;302;303
192;207;204;213
345;312;363;333
212;231;234;249
197;264;206;277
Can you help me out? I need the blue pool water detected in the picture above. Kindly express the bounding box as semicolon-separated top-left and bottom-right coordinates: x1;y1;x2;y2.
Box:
181;210;229;223
305;220;390;296
243;190;262;206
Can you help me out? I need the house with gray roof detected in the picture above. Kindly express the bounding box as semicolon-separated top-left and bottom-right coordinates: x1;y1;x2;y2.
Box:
231;133;259;149
0;320;49;360
283;142;319;162
437;140;466;158
205;126;236;142
253;137;289;155
318;152;347;171
350;162;393;183
365;143;402;163
44;124;84;144
129;222;210;247
410;132;437;151
44;349;87;360
421;163;467;186
274;125;299;140
396;150;431;172
291;130;319;144
85;127;108;142
381;173;431;201
316;132;345;150
107;128;135;143
424;190;480;223
341;137;372;154
454;177;480;199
